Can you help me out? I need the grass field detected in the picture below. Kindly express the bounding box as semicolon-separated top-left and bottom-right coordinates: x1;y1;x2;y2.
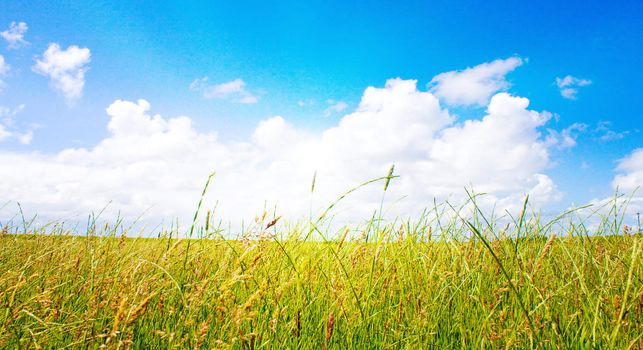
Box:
1;191;642;349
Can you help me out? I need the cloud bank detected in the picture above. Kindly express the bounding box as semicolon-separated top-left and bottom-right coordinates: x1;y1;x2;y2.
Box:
0;75;566;229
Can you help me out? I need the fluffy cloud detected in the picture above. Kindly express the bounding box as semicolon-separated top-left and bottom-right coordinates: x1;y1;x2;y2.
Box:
429;57;523;107
581;148;642;232
32;43;91;104
584;148;642;223
556;75;591;100
613;149;643;194
1;21;28;49
0;76;567;229
190;77;258;104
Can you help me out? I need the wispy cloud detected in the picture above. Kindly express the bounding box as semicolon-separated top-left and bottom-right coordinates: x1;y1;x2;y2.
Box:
0;104;33;144
0;125;10;141
594;120;628;142
545;122;588;149
32;43;91;105
0;104;25;126
545;120;628;148
0;55;9;90
1;21;29;49
556;75;591;100
190;77;258;104
324;99;348;116
297;98;315;107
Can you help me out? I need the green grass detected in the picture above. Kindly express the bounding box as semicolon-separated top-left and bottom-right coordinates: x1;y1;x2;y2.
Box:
0;193;642;348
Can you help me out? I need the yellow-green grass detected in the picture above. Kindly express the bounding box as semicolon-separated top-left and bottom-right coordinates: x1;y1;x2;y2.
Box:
0;214;641;349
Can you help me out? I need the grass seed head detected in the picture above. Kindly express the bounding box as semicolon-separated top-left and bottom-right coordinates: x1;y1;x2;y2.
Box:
325;312;335;344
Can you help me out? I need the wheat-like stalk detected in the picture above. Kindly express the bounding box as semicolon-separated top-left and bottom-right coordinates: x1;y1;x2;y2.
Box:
532;234;556;277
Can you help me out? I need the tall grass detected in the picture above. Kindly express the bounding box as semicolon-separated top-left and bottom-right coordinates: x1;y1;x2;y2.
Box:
0;184;641;348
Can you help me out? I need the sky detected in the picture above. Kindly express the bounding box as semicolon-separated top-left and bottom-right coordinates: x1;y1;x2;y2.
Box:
0;0;641;230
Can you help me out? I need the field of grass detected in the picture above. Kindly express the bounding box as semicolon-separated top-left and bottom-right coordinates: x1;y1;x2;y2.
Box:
1;192;642;349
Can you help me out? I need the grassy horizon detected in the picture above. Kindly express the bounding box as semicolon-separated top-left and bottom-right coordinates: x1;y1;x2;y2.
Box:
1;190;642;349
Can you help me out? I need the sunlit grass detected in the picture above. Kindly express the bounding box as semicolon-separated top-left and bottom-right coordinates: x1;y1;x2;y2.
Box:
0;179;641;349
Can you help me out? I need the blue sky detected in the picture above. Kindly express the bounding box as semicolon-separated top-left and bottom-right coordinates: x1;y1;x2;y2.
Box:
0;0;641;226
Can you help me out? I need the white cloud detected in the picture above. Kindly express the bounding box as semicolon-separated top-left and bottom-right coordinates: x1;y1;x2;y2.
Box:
584;149;642;232
429;57;523;107
297;98;315;107
613;148;643;193
424;92;559;207
0;77;565;229
1;21;28;49
32;43;91;104
0;125;11;141
0;55;8;75
545;122;587;149
0;104;25;126
190;77;258;104
324;99;348;116
0;55;9;90
17;130;33;145
0;104;32;144
609;148;643;219
598;130;627;142
595;121;628;142
556;75;591;100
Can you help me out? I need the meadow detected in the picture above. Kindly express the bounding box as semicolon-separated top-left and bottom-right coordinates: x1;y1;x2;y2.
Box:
0;181;641;349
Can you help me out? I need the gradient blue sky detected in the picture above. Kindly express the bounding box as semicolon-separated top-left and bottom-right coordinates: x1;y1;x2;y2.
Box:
0;0;641;225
